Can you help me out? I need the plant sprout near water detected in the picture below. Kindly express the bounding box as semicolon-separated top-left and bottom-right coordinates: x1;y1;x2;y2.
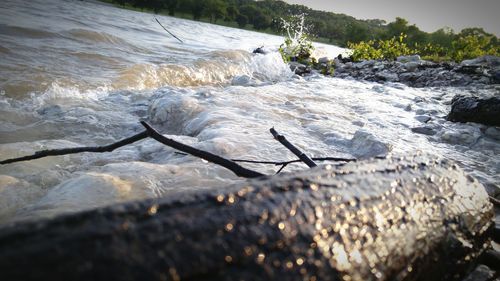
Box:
278;14;315;63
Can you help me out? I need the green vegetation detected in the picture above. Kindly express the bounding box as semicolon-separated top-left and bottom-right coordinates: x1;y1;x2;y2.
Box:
348;31;499;62
104;0;499;62
277;15;314;63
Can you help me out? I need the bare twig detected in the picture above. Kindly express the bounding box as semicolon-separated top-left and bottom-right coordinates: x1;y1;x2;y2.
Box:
0;131;149;165
141;121;264;178
155;17;183;43
174;151;355;174
232;157;355;166
270;127;317;168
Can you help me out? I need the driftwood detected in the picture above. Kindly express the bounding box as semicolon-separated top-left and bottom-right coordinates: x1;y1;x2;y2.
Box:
270;127;317;168
0;155;493;281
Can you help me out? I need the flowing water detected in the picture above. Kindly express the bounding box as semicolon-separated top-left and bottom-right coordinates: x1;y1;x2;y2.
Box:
0;0;498;224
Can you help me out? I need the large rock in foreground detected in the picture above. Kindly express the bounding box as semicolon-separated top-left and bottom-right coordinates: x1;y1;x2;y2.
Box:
0;155;493;281
447;95;500;126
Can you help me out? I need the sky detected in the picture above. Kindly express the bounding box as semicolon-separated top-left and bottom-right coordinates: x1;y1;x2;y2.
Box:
284;0;499;36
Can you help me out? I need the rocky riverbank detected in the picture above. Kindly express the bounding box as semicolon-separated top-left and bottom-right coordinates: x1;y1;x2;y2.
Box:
283;53;500;280
333;55;500;88
287;54;500;89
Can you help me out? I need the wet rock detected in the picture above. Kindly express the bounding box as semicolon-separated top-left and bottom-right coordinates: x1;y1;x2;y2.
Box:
441;128;481;145
334;55;500;88
350;130;392;158
231;75;252;86
289;62;311;76
415;115;431;123
397;55;421;63
0;155;493;281
404;61;420;72
318;57;329;64
461;265;495;281
485;127;500;140
460;55;500;68
479;250;500;271
252;46;267;55
36;105;64;117
412;126;437;135
447;95;500;126
375;70;399;82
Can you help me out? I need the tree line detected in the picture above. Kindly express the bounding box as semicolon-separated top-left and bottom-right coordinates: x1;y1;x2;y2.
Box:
106;0;498;51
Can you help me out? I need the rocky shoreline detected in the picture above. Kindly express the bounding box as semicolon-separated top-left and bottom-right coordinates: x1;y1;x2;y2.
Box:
284;53;500;280
331;55;500;88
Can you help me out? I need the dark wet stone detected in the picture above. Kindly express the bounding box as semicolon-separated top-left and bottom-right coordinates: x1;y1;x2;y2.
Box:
252;46;267;55
479;250;500;271
412;126;437;135
289;62;311;76
447;95;500;126
0;155;493;281
461;265;495;281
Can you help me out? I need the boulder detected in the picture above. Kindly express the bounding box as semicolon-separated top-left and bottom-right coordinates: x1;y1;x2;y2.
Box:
447;95;500;126
252;46;267;55
289;62;311;76
349;130;392;158
0;155;492;281
318;57;329;64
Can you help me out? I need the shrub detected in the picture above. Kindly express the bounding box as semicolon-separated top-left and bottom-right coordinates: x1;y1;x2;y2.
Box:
348;33;499;62
278;31;314;63
348;34;415;61
450;35;499;62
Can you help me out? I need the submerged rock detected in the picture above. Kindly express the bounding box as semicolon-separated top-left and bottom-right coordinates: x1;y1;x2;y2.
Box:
350;130;392;158
0;155;493;281
411;126;437;136
447;95;500;126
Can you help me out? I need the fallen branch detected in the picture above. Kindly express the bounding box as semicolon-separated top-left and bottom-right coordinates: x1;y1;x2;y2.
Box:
270;127;317;168
0;123;350;177
141;121;264;178
0;131;149;165
155;17;183;43
174;152;355;174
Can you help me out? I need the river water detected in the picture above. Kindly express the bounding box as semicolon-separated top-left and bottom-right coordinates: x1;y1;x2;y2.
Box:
0;0;498;224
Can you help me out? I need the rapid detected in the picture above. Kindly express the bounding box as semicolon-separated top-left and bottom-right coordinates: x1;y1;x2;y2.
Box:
0;0;498;224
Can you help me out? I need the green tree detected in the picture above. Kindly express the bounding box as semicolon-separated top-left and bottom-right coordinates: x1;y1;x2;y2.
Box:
204;0;227;23
429;27;455;48
252;10;272;30
346;22;369;43
225;6;239;22
386;17;409;38
235;14;248;28
165;0;178;16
